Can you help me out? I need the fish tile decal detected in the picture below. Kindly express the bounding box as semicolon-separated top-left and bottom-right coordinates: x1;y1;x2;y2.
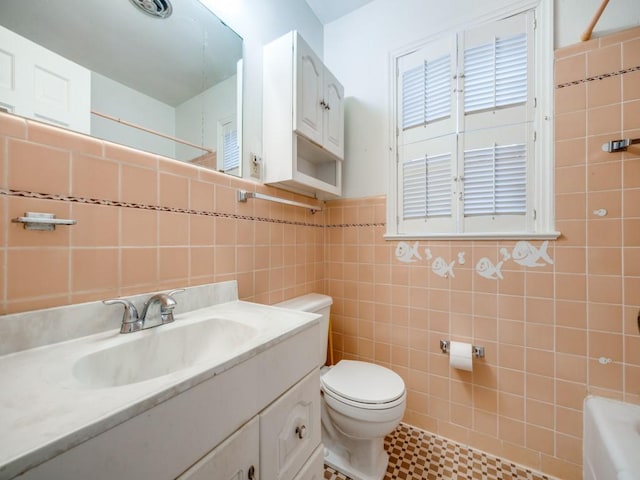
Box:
393;241;554;281
476;257;504;280
395;242;422;263
511;241;554;267
432;257;456;278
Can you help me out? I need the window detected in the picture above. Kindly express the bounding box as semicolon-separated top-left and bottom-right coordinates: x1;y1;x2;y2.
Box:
218;117;240;173
387;1;556;240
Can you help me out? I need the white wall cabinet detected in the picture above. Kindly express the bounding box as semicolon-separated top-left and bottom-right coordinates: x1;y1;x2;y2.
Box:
263;31;344;199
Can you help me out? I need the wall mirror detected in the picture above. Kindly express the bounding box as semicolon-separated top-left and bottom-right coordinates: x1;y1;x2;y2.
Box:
0;0;244;176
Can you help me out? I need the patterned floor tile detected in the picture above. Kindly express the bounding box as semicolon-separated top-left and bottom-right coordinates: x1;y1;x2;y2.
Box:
323;423;553;480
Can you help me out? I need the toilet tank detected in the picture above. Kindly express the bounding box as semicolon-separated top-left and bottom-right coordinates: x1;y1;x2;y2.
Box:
276;294;333;366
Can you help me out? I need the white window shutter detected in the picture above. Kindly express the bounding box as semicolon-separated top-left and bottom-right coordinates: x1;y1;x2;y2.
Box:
460;124;531;233
223;126;240;171
464;33;528;113
397;36;456;145
402;151;452;219
398;135;457;234
461;11;533;134
401;54;451;129
463;143;527;216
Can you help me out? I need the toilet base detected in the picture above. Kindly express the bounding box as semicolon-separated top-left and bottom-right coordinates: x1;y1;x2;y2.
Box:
323;438;388;480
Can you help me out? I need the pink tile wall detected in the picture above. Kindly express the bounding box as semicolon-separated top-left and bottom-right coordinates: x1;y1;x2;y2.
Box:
324;26;640;480
0;113;324;313
1;24;639;480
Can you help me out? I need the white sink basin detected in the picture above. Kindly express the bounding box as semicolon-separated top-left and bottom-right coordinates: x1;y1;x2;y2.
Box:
73;317;258;387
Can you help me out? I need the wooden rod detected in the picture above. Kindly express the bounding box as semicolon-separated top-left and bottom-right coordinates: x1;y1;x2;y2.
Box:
581;0;610;42
91;110;214;153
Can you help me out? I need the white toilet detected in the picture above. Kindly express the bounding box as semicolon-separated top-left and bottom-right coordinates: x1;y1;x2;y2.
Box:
277;294;406;480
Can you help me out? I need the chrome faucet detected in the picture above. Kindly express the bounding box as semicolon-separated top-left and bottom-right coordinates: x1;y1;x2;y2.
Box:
103;289;184;334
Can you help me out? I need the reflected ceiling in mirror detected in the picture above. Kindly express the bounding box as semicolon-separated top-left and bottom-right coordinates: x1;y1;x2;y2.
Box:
0;0;243;175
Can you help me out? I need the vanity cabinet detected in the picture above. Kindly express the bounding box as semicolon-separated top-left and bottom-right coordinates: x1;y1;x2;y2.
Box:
263;31;344;198
11;310;323;480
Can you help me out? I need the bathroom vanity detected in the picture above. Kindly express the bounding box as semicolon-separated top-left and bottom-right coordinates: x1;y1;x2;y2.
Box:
0;282;323;480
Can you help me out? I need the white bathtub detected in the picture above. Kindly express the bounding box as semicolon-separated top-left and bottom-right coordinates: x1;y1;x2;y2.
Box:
583;396;640;480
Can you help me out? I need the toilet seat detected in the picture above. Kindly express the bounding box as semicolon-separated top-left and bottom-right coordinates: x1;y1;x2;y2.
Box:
321;360;405;410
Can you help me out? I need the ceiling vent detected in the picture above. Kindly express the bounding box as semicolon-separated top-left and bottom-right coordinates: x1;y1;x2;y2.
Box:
129;0;173;19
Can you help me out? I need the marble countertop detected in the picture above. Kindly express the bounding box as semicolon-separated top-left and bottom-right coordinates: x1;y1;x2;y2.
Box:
0;300;319;479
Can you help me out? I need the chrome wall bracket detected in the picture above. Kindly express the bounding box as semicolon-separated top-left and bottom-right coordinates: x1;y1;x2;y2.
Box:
439;339;485;358
12;212;77;231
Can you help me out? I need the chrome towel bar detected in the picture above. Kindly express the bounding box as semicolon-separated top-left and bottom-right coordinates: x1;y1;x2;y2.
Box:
12;212;77;231
237;190;322;213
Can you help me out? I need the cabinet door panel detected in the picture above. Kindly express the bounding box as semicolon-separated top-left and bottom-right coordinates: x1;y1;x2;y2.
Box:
292;445;324;480
295;35;323;146
323;69;344;159
260;370;321;480
178;417;259;480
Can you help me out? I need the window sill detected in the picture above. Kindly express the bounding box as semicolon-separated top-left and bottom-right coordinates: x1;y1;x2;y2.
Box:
383;231;561;241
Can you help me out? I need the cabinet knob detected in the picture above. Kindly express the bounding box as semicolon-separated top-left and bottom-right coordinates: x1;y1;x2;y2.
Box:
248;465;256;479
295;424;307;439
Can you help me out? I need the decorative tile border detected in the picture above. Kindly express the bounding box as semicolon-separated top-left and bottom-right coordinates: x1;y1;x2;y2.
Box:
1;188;324;227
556;64;640;89
325;222;386;228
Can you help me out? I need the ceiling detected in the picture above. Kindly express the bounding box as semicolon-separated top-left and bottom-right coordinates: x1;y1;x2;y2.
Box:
305;0;376;24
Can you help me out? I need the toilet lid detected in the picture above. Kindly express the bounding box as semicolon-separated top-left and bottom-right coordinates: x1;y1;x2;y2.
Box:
321;360;405;404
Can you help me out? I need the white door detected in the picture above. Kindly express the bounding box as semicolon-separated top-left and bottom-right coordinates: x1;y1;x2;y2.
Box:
322;69;344;159
294;33;323;147
0;25;90;133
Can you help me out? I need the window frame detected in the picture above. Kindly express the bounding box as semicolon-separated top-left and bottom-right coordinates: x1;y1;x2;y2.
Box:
385;0;558;241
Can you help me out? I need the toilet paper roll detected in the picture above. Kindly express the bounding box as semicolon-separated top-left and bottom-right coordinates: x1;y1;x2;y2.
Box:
449;341;473;371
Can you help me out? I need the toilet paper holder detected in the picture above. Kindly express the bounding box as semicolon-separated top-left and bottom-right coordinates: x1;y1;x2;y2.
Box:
440;340;485;358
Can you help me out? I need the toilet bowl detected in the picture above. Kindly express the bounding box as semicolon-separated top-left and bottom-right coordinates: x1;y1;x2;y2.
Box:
276;294;406;480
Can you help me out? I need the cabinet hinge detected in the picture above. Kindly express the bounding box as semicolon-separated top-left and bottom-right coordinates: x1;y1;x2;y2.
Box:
533;97;537;108
533;209;537;220
532;130;537;142
533;17;537;30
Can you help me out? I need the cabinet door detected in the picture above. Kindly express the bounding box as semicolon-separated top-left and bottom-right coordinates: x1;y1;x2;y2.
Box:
322;69;344;159
292;445;324;480
178;417;259;480
294;34;324;147
260;370;321;480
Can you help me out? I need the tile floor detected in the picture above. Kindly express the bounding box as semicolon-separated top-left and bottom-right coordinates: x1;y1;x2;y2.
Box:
323;423;553;480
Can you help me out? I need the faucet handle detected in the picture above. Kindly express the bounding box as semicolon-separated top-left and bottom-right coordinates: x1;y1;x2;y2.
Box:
103;299;143;333
166;288;185;298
